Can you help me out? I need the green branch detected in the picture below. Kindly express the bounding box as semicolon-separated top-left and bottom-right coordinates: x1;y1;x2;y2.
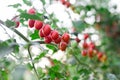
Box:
28;45;39;80
0;19;30;42
12;28;30;42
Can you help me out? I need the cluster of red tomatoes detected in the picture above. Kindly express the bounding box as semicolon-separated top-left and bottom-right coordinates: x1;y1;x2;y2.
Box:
80;33;107;62
28;8;70;51
56;0;71;8
13;8;107;62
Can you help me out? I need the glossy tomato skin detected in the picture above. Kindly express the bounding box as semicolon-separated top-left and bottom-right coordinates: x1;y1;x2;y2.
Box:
97;52;103;59
84;33;89;40
83;41;88;49
42;24;51;37
65;1;71;8
89;42;95;49
60;0;66;5
59;41;67;51
28;19;35;28
28;8;36;14
88;48;93;58
39;29;45;38
75;37;81;43
62;33;70;44
15;21;20;28
81;50;87;56
54;36;61;44
51;30;59;40
34;20;43;30
44;35;52;44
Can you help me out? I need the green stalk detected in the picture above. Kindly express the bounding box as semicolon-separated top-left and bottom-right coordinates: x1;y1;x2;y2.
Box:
28;45;39;80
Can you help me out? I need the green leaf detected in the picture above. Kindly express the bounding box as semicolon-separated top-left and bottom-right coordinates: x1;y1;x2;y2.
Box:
34;50;48;61
60;27;69;33
17;9;26;13
49;60;62;71
13;45;19;54
0;70;9;80
46;44;58;53
0;39;19;57
20;12;42;20
73;76;79;80
49;72;56;79
0;43;13;58
37;68;45;78
101;64;108;70
41;0;46;5
8;3;21;8
5;19;15;27
48;65;64;79
30;30;40;40
22;0;32;6
53;59;62;65
51;23;57;29
85;5;95;11
78;68;91;75
73;21;88;32
27;63;33;70
51;65;60;72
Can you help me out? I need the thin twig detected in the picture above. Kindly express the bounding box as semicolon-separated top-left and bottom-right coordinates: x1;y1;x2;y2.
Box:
0;24;12;39
10;53;19;60
0;20;4;24
0;19;30;42
28;45;39;80
12;28;30;42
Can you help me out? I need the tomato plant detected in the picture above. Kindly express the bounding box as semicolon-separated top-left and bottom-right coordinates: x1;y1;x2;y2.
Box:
0;0;120;80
